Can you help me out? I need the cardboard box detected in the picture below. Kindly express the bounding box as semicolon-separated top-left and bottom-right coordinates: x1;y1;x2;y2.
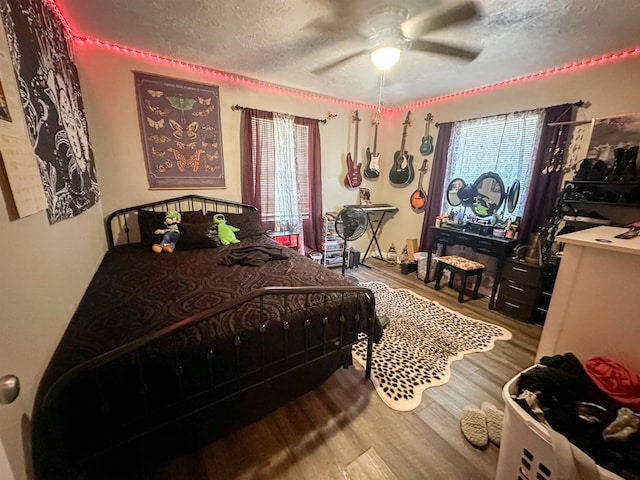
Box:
406;238;418;260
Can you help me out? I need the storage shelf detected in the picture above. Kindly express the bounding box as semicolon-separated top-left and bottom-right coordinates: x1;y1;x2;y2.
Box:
563;199;640;207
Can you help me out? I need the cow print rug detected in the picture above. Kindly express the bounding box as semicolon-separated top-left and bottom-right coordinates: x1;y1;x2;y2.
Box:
352;282;512;411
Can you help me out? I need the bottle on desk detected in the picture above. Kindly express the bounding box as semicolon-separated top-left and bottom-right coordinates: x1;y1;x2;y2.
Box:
387;243;397;266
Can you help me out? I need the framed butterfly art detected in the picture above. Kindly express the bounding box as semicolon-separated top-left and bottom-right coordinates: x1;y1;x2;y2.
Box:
134;72;225;188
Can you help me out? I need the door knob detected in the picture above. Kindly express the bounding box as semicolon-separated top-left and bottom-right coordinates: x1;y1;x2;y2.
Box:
0;375;19;404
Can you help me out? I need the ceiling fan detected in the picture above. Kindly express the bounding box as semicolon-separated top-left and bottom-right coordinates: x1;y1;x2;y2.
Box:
311;1;481;74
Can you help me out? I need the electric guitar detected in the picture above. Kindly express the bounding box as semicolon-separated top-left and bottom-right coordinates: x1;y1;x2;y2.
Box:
344;110;362;188
364;117;380;179
389;111;415;187
410;159;429;211
419;113;434;156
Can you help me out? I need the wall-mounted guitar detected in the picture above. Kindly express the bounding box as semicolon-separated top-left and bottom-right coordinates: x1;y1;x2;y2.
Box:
344;110;362;189
410;159;429;212
389;111;415;187
419;113;434;156
364;115;380;179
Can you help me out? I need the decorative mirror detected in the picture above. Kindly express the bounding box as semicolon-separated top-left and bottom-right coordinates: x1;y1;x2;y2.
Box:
471;172;505;217
446;178;466;207
507;179;520;213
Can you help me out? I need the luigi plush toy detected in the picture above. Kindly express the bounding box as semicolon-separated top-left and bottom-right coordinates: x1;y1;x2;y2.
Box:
152;210;181;253
214;213;240;245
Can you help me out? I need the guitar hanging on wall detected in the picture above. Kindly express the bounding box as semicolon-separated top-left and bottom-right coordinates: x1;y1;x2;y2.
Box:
419;113;434;156
389;111;415;187
410;159;429;211
364;116;381;179
344;110;362;188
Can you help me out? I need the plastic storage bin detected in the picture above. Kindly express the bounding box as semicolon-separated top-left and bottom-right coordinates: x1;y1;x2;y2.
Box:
495;366;622;480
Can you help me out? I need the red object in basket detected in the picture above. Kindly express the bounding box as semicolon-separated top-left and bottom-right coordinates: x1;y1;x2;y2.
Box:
584;357;640;412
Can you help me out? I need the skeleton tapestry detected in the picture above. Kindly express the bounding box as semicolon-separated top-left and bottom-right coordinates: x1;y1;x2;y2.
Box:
0;0;99;224
134;72;225;188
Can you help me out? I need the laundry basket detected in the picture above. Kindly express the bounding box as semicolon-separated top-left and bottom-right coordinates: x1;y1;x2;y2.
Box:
495;366;623;480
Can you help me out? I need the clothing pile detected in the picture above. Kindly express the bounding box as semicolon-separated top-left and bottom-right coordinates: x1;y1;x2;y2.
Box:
514;353;640;480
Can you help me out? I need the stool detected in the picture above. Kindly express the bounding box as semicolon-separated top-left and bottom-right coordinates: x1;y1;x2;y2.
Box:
434;255;485;303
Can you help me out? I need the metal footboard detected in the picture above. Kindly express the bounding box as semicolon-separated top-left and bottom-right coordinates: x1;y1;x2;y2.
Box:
35;285;376;478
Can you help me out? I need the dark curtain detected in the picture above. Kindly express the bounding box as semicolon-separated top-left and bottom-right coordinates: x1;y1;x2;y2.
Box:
418;122;453;252
518;103;576;244
240;108;323;252
295;116;323;252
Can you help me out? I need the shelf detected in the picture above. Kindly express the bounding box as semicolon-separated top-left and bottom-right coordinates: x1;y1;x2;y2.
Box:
563;200;640;207
566;180;640;186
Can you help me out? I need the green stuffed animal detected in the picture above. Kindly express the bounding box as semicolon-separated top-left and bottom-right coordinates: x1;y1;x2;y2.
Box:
214;213;240;245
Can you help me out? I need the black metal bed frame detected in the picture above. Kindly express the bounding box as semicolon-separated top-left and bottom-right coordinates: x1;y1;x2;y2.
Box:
35;195;377;479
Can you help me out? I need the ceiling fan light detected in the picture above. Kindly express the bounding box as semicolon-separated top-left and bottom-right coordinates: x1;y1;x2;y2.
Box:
371;47;401;70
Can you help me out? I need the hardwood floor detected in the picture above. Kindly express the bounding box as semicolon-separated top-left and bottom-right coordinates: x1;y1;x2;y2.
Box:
151;259;542;480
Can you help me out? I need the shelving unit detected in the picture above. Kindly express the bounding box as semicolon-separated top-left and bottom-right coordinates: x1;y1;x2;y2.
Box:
322;213;344;267
561;179;640;228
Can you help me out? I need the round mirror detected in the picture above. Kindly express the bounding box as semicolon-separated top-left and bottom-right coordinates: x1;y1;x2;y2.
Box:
507;179;520;213
471;172;505;217
446;178;466;207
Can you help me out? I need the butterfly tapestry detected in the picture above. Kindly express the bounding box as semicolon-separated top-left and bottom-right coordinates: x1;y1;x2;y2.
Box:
134;72;225;188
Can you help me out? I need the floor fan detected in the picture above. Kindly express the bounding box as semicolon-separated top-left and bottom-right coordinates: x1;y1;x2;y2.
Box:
335;206;368;283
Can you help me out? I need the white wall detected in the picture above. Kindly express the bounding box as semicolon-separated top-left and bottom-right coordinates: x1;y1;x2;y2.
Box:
367;57;640;255
3;39;640;480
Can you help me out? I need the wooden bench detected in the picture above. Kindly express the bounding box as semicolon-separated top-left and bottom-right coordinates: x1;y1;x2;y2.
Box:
434;255;485;303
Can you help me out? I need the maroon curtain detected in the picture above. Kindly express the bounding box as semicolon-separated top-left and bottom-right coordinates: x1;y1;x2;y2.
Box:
518;104;575;244
419;122;453;252
295;116;323;252
240;108;323;252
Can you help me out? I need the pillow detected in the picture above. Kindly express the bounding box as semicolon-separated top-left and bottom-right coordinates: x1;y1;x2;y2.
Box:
178;222;221;250
205;209;265;239
137;209;206;245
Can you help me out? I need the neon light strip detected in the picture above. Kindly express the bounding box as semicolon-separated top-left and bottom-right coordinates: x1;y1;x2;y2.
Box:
48;0;640;113
395;46;640;113
73;35;378;110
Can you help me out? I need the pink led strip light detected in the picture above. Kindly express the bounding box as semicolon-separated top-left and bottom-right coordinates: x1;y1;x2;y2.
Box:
45;0;640;114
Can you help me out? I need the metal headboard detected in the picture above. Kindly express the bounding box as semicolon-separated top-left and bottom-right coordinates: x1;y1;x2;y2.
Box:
104;195;258;249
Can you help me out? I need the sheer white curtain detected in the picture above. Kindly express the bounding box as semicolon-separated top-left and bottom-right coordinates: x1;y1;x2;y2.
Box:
273;112;305;252
442;109;544;219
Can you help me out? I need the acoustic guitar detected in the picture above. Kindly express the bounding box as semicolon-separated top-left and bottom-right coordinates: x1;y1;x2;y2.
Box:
364;117;380;179
344;110;362;188
410;159;429;211
389;111;415;187
419;113;434;156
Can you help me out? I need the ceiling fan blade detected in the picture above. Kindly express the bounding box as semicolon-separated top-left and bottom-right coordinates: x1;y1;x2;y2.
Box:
311;49;369;75
402;1;479;38
411;39;479;61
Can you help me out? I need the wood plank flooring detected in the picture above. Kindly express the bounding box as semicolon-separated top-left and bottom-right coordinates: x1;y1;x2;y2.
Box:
150;259;542;480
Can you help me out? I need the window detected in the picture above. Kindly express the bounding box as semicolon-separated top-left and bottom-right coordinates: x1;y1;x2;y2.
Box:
251;117;310;222
442;109;545;219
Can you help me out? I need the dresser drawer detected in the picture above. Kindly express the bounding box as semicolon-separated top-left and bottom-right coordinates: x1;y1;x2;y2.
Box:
501;260;542;287
500;279;539;304
496;295;536;322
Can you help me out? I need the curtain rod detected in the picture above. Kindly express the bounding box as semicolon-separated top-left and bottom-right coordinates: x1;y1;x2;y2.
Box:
231;104;327;124
433;100;586;128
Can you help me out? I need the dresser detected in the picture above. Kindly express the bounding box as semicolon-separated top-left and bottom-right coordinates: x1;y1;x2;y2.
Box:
496;258;542;323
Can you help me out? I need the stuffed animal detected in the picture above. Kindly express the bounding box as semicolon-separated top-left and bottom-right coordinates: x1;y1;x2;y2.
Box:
214;213;240;245
152;210;181;253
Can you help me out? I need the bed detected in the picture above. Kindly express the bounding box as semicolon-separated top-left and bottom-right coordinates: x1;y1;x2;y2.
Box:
31;195;380;479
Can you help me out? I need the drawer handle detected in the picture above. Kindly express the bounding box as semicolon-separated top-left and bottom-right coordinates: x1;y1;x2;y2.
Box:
513;267;529;273
508;285;525;292
505;301;520;309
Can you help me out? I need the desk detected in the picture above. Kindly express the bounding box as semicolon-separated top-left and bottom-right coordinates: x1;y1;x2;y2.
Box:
344;204;398;265
425;226;516;309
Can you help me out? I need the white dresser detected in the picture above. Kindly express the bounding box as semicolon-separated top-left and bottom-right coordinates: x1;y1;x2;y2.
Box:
536;225;640;372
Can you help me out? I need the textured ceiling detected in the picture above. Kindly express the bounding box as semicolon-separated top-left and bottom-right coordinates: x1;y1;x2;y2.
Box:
57;0;640;107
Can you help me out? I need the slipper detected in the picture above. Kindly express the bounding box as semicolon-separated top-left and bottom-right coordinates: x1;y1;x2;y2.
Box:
481;401;504;446
461;405;488;448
